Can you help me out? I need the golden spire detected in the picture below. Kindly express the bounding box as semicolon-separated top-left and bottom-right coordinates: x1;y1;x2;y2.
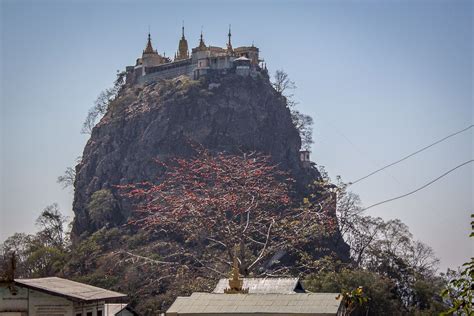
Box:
176;21;189;60
226;24;233;52
224;249;248;294
143;33;156;54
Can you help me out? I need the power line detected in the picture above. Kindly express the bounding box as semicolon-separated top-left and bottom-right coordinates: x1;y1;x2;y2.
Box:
350;125;473;186
315;114;403;186
360;160;473;212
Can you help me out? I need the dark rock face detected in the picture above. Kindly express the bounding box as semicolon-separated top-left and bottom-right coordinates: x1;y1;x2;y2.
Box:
72;74;321;238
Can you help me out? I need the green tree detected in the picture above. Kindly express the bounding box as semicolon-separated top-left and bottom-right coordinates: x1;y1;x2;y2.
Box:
410;276;446;314
314;176;447;314
0;204;69;278
441;214;474;315
338;286;368;316
35;203;69;249
305;268;402;315
87;189;120;227
0;233;34;278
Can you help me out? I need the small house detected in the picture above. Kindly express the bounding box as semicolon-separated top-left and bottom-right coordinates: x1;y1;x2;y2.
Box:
0;277;137;316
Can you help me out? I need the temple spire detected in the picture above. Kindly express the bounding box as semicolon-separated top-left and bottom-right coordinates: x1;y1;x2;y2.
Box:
227;24;233;52
176;23;189;60
198;27;206;50
143;32;156;54
224;247;248;294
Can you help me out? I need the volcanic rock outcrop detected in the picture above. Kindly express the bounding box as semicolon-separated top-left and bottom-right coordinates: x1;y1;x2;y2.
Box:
72;74;322;238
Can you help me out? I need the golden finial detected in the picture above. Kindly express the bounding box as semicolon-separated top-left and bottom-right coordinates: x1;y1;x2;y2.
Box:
224;247;248;294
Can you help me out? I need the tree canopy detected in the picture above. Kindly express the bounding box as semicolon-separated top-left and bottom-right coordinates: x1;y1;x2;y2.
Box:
120;147;337;277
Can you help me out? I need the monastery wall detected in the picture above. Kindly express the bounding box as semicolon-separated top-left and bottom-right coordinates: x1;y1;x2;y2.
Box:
138;63;194;84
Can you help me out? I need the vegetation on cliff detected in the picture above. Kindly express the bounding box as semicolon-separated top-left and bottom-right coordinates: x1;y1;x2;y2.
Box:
1;188;460;315
71;72;319;239
1;72;468;315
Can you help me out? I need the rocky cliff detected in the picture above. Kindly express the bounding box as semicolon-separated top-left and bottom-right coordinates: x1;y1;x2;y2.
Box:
72;73;323;238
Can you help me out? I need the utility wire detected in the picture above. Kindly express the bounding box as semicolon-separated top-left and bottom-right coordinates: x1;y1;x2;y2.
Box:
360;160;473;212
350;125;473;186
315;114;403;186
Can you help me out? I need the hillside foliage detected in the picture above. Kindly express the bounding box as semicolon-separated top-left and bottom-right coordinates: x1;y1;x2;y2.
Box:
1;168;457;315
1;73;464;316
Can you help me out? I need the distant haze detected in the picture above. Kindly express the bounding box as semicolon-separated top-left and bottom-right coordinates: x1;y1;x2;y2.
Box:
1;0;472;272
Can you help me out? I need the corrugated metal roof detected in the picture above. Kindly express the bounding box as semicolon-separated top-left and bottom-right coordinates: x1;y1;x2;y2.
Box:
167;292;342;315
105;303;140;316
213;278;304;294
15;277;126;302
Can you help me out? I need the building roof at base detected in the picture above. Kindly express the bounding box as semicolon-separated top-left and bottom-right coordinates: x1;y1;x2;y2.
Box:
212;277;305;294
105;303;140;316
14;277;127;302
167;292;342;315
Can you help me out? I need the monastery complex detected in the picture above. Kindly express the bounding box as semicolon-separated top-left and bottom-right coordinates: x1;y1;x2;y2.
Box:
125;25;265;85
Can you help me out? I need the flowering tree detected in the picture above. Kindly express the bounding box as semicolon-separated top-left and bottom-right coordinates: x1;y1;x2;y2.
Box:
120;148;335;277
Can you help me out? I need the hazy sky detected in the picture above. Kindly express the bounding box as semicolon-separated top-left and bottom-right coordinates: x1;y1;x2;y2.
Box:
1;0;472;272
